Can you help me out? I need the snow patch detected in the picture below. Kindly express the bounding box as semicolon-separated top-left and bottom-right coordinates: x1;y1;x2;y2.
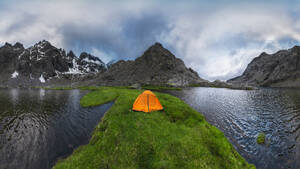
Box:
65;59;83;74
11;71;19;78
39;74;46;83
83;58;104;65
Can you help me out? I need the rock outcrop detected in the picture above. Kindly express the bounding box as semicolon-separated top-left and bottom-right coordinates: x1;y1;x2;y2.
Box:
228;46;300;87
83;43;206;87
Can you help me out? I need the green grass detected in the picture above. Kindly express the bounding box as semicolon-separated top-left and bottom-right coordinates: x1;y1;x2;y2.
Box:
53;87;255;169
257;132;265;144
46;86;74;90
77;86;104;91
141;85;182;91
80;88;119;107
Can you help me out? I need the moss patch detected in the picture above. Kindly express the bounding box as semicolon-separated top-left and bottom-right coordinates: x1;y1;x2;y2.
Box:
53;87;255;169
257;132;266;144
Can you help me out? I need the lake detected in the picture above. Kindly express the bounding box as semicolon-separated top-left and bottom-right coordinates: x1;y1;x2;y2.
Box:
1;87;300;169
167;87;300;169
0;89;113;169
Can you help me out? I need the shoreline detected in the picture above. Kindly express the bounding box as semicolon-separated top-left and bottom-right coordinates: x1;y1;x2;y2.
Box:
52;87;255;169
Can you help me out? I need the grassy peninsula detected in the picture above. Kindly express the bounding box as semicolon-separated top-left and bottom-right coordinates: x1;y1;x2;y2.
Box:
53;87;255;169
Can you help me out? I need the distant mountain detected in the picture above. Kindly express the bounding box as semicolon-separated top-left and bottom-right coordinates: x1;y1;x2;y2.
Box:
82;42;206;87
228;46;300;87
0;41;205;87
0;40;106;87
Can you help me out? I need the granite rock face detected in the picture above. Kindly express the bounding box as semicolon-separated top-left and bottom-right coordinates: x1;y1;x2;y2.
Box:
84;43;206;87
228;46;300;87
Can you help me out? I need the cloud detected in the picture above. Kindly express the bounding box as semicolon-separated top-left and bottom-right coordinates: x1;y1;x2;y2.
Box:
0;0;300;80
160;4;300;80
0;0;168;60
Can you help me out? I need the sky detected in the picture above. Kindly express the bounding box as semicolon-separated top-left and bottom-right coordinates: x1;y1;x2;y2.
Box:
1;0;300;81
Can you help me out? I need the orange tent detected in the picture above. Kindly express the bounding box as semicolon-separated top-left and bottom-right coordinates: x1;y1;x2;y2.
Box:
132;90;163;113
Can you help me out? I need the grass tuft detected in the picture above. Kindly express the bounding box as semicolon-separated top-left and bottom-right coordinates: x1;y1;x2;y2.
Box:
141;85;182;91
257;132;266;144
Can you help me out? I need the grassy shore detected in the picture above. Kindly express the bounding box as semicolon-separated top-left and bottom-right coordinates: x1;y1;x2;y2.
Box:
53;87;255;169
141;85;182;91
40;85;182;91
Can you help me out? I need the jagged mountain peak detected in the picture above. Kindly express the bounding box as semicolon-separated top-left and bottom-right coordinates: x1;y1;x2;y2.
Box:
139;42;177;62
67;50;76;58
0;40;108;86
1;42;24;50
144;42;165;53
90;42;205;87
79;52;105;66
31;40;55;51
13;42;24;49
152;42;163;47
80;52;96;60
135;42;187;74
36;40;51;46
4;42;12;47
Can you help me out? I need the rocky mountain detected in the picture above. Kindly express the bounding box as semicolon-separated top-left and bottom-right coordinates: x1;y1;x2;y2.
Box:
106;59;117;69
228;46;300;87
0;41;204;87
0;40;106;87
82;43;206;87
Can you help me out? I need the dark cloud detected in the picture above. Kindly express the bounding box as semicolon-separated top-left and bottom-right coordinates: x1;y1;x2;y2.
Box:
1;0;300;80
59;11;170;61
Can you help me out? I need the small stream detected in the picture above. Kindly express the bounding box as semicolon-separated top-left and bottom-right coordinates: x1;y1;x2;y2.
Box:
0;89;113;169
167;87;300;169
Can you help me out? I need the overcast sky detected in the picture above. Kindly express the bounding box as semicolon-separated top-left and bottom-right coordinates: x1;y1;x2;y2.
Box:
1;0;300;81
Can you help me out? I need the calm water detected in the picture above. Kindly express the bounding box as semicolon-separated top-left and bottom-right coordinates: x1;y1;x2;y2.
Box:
167;87;300;169
0;89;113;169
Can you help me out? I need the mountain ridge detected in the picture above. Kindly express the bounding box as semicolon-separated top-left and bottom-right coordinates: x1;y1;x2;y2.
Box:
0;40;107;87
80;42;206;87
228;45;300;87
0;41;204;87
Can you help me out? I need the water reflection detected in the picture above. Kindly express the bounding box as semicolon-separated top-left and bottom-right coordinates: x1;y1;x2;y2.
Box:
0;89;113;169
167;87;300;169
10;88;18;104
39;88;45;99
